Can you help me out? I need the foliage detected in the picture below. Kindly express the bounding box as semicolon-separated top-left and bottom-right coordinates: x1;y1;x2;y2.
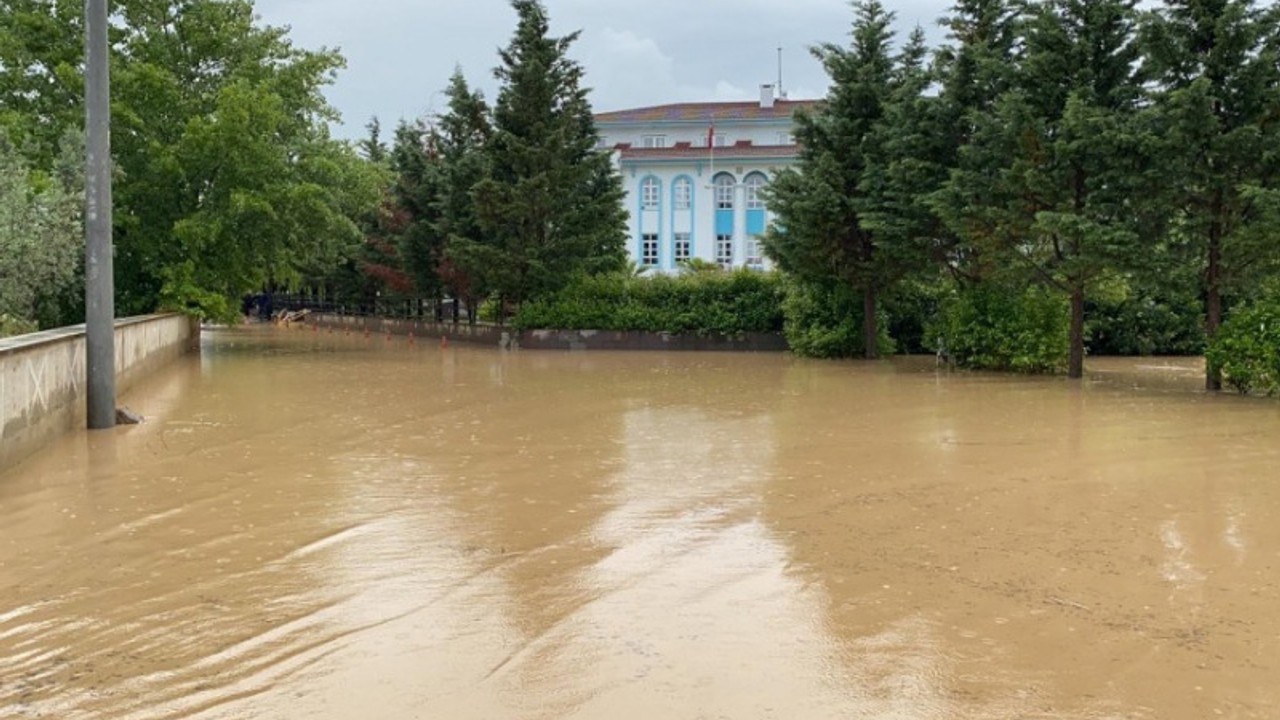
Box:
472;0;627;308
762;0;935;358
0;314;37;338
0;133;81;333
155;261;239;324
512;270;785;336
1206;294;1280;394
781;278;894;358
882;277;950;354
931;282;1069;373
677;258;725;275
1085;271;1205;355
433;70;493;311
1141;0;1280;388
1;0;382;320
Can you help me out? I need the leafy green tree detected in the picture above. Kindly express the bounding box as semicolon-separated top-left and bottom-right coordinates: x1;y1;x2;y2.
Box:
2;0;381;321
1142;0;1280;389
0;0;83;168
472;0;626;313
0;134;81;335
763;0;932;358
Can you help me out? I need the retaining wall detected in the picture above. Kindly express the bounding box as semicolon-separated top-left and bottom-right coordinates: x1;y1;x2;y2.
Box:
0;314;200;471
305;314;789;352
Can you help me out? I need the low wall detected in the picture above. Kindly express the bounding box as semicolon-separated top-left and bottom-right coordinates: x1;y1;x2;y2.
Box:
0;314;200;471
305;314;789;352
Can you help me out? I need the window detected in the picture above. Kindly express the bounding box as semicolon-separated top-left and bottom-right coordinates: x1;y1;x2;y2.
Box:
642;135;666;148
674;233;691;262
673;178;692;210
716;234;733;266
745;173;766;209
746;238;763;267
714;174;735;210
642;233;659;266
641;177;660;209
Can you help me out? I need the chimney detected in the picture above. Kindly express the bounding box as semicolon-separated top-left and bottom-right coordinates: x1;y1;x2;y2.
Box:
759;84;775;109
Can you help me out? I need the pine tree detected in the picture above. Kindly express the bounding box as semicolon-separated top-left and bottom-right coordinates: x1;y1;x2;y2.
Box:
472;0;625;312
435;70;493;323
930;0;1021;281
763;1;933;358
939;0;1151;378
391;119;446;305
1141;0;1280;389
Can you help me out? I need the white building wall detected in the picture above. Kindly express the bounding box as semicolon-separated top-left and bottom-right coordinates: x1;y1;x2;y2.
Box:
602;122;795;150
616;156;786;273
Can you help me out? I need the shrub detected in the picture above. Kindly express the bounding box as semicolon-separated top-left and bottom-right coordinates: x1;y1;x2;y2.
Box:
1206;296;1280;395
781;278;894;358
1085;275;1204;356
930;283;1069;374
512;269;785;336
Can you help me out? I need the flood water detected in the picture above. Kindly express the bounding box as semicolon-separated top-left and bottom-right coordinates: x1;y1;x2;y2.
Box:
2;326;1278;719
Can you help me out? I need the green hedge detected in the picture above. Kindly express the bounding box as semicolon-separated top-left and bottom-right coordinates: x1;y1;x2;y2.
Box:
781;278;894;358
930;283;1069;374
512;269;785;336
1206;296;1280;395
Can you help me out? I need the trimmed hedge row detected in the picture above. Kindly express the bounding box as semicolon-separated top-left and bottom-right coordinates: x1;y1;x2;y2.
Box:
511;270;785;336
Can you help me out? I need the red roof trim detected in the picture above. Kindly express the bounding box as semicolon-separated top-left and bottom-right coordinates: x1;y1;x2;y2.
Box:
617;144;801;161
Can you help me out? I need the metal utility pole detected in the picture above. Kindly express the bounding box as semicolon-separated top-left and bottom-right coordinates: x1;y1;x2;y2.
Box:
85;0;116;429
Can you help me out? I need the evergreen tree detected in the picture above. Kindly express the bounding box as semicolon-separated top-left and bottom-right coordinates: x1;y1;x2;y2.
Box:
763;1;933;358
930;0;1021;281
434;70;492;322
390;119;446;309
1142;0;1280;389
938;0;1151;378
360;117;390;165
473;0;626;312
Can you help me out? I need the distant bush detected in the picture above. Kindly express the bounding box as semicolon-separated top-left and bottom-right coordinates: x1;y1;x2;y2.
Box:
1085;276;1204;356
1206;296;1280;395
781;278;894;358
931;283;1068;374
0;313;37;338
512;269;785;336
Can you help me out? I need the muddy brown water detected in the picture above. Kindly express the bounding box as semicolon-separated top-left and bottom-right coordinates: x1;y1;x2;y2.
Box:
1;327;1277;719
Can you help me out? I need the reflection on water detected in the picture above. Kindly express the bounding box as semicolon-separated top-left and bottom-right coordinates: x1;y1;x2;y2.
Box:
1;329;1279;719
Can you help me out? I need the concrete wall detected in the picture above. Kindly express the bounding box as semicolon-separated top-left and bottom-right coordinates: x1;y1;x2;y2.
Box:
306;314;788;352
0;314;200;472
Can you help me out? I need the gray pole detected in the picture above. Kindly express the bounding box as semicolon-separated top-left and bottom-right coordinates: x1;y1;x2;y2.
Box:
85;0;116;429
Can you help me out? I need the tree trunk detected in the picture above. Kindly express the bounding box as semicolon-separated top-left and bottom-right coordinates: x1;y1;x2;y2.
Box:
1068;286;1085;379
863;286;879;360
1206;221;1223;391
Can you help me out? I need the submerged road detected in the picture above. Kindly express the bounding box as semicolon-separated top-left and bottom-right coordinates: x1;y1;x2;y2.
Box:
1;327;1277;719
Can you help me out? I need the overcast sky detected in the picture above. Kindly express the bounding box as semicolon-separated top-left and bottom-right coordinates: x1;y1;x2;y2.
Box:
251;0;952;140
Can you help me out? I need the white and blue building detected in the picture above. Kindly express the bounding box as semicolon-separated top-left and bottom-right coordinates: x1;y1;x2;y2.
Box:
594;85;815;272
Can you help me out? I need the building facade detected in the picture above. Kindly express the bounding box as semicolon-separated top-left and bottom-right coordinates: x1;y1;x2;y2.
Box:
594;86;815;272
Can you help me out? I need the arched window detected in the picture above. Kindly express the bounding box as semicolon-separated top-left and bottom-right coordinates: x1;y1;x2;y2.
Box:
640;177;661;210
744;173;767;209
673;177;692;210
714;173;735;210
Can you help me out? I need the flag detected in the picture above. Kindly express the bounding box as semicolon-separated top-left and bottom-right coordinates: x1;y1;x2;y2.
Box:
707;121;714;148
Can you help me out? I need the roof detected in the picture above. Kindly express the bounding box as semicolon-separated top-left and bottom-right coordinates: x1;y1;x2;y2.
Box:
595;100;819;125
617;144;801;162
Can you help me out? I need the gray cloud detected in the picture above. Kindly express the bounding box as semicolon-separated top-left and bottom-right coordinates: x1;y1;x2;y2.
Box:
251;0;951;139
